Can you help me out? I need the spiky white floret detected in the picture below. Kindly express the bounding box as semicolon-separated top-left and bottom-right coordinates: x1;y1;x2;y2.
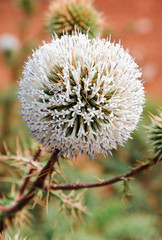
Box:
18;32;145;159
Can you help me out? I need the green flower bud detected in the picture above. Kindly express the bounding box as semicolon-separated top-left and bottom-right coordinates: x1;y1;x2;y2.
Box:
45;0;103;38
148;110;162;159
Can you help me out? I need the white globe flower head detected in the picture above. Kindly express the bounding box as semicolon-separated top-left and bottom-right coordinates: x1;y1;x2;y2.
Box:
18;32;145;160
0;33;21;51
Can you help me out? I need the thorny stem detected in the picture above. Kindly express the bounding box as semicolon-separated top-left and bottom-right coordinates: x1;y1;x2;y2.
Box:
17;147;42;199
0;149;59;233
0;153;161;233
48;156;161;191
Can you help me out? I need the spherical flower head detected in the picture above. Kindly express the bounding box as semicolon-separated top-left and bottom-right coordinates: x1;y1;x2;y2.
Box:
0;33;21;51
148;110;162;159
45;0;102;38
18;32;145;160
0;33;21;65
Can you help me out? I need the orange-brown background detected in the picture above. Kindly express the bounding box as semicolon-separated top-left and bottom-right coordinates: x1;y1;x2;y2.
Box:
0;0;162;100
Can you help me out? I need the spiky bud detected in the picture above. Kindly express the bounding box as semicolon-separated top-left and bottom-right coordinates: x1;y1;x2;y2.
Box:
45;0;102;38
18;32;145;160
148;110;162;159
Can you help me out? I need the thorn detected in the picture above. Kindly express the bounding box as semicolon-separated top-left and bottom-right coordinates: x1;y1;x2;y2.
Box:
2;141;10;155
16;137;23;157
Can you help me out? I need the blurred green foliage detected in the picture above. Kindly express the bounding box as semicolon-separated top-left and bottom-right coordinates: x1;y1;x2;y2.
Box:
18;0;37;16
